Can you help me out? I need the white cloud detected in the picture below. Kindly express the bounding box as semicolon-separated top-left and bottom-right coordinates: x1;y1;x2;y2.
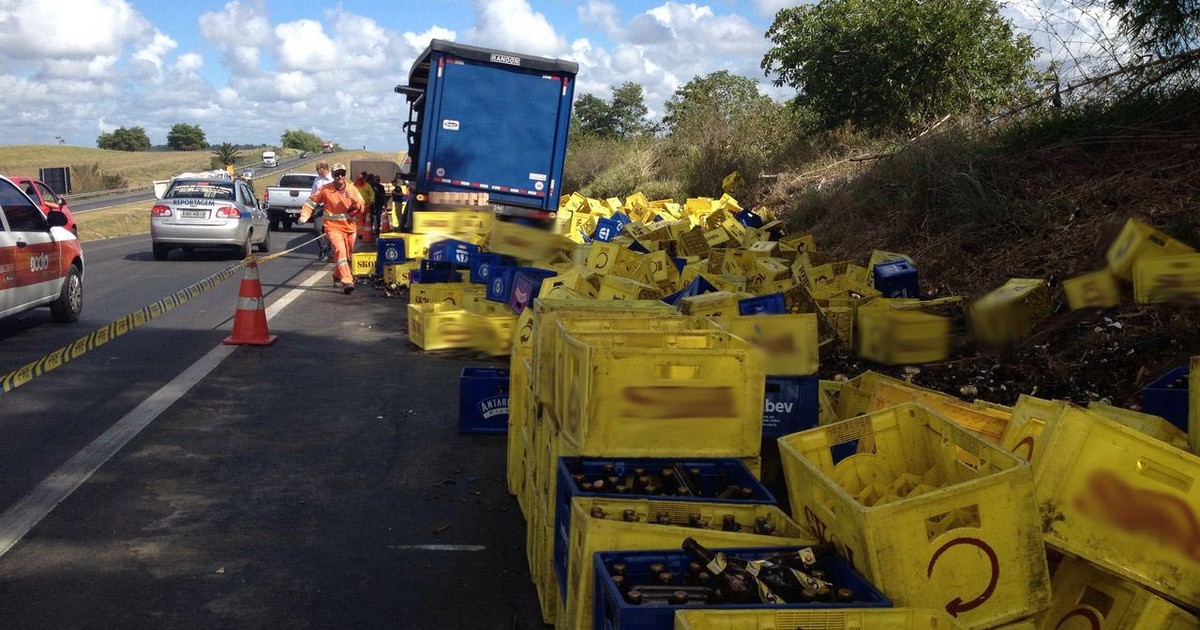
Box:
753;0;807;20
0;0;149;59
274;19;338;72
198;0;274;73
1003;0;1126;76
578;0;622;39
462;0;567;57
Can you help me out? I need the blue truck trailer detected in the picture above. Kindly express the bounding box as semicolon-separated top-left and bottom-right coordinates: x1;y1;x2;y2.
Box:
395;40;578;230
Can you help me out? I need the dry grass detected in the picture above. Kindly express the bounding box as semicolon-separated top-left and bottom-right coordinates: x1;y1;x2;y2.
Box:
0;145;231;189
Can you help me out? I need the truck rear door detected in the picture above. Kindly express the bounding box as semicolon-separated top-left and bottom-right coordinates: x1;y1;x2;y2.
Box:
422;54;572;210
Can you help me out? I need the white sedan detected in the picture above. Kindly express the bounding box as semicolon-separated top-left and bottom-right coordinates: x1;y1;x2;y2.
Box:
150;171;270;260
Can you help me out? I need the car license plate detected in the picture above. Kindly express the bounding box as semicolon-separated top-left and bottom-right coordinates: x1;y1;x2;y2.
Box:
180;209;208;219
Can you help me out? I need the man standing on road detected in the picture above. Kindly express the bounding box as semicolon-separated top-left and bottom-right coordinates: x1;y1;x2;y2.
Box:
301;163;363;295
310;160;333;261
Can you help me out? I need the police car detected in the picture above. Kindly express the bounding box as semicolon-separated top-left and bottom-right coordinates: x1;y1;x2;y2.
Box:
0;175;84;322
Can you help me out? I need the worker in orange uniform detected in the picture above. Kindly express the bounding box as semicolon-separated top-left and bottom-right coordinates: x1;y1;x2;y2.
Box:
301;163;364;294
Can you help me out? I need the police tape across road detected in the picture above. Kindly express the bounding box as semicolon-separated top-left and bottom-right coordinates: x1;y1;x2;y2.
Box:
0;233;327;396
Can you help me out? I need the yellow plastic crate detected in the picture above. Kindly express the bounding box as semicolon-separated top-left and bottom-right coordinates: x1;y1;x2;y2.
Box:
1106;217;1195;280
555;330;765;457
595;274;663;300
1005;401;1200;609
528;299;679;407
969;278;1052;347
723;314;820;376
351;251;376;276
506;356;532;497
383;260;419;286
1039;556;1200;630
856;308;950;365
406;303;473;351
399;232;428;259
778;403;1050;629
1063;268;1121;309
674;608;967;629
1132;252;1200;303
1191;356;1198;455
526;507;558;624
679;291;750;321
1087;401;1190;449
560;497;812;630
866;372;1011;444
411;211;457;234
408;281;467;307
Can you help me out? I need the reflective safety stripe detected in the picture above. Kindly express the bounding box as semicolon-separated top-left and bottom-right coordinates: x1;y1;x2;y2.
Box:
237;296;264;310
335;258;349;266
325;213;351;221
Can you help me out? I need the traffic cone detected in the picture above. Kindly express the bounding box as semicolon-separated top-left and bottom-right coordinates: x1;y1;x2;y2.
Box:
223;255;277;346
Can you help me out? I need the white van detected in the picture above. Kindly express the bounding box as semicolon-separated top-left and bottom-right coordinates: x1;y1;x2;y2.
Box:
262;151;278;167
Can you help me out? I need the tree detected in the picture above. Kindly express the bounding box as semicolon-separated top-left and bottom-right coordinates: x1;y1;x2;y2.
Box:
572;94;618;138
762;0;1037;132
1101;0;1200;55
96;126;151;151
662;71;771;138
212;142;240;166
281;129;324;152
167;123;207;151
571;83;651;139
609;82;651;138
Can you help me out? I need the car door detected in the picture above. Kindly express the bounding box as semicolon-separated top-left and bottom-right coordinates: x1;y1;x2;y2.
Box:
0;204;16;316
35;181;65;214
0;180;59;312
239;181;268;234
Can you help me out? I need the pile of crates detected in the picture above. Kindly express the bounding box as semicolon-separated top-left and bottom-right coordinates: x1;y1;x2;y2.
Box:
402;189;1200;628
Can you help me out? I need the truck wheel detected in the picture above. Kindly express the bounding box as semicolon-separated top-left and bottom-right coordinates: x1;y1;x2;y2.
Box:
153;244;170;260
283;218;294;232
50;265;83;323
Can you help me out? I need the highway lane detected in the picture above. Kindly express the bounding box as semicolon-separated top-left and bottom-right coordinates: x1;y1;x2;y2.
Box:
0;230;544;628
0;230;326;512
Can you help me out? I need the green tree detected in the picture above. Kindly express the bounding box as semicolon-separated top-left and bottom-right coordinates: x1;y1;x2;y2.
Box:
572;93;618;138
1102;0;1200;54
96;126;151;151
280;129;324;152
212;142;240;166
662;71;771;138
762;0;1037;132
167;123;207;150
609;82;651;138
572;83;651;139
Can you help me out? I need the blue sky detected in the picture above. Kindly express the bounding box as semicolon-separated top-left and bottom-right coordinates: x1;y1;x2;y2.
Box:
0;0;1118;152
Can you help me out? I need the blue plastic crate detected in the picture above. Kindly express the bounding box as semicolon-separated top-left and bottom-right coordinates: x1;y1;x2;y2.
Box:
1142;366;1189;431
738;293;786;316
735;209;764;229
428;238;478;268
594;217;624;242
663;276;717;307
468;252;515;284
507;268;558;314
458;367;510;434
593;546;891;630
553;457;774;597
412;259;460;284
763;376;819;439
375;236;407;277
873;260;920;298
486;266;516;302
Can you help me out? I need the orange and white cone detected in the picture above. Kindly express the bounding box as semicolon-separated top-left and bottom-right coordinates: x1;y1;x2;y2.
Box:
223;255;277;346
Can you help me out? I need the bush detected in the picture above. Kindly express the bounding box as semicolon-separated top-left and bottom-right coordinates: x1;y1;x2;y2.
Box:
70;162;127;193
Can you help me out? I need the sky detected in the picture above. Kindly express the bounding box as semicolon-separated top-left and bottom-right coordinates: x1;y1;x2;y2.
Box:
0;0;1121;152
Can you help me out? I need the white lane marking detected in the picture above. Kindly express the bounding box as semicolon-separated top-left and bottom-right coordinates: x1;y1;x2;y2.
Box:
388;545;487;552
0;268;328;560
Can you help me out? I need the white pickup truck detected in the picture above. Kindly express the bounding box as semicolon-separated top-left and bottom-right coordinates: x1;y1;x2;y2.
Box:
263;173;318;231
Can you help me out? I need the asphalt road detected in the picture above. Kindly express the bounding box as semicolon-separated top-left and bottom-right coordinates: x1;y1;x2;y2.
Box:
0;232;542;629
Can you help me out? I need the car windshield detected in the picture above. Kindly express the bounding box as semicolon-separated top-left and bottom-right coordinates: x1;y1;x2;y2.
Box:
166;181;235;200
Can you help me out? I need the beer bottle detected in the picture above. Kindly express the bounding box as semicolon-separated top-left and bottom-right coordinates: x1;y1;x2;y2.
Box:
643;483;660;496
590;506;607;519
611;562;627;577
607;475;621;489
753;516;776;535
657;571;674;585
571;473;586;487
615;484;630;495
581;481;594;492
655;511;672;525
684;561;702;586
649;562;667;577
680;537;755;604
622;509;639;523
721;514;741;532
661;468;678;494
611;574;627;594
836;587;855;603
687;512;704;528
591;478;606;492
625;589;644;605
634;475;651;494
668;591;689;605
602;462;617;477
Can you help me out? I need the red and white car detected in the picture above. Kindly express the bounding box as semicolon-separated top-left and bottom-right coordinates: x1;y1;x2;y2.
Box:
0;175;84;322
9;176;78;236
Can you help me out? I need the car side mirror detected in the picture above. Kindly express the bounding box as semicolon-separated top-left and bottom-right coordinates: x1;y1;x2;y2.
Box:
46;211;69;228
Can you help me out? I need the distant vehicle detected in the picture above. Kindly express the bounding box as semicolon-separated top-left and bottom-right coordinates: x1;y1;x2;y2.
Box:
262;151;278;167
150;170;270;260
300;151;309;158
0;175;84;322
321;142;334;154
264;172;320;231
9;176;78;236
395;40;577;229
